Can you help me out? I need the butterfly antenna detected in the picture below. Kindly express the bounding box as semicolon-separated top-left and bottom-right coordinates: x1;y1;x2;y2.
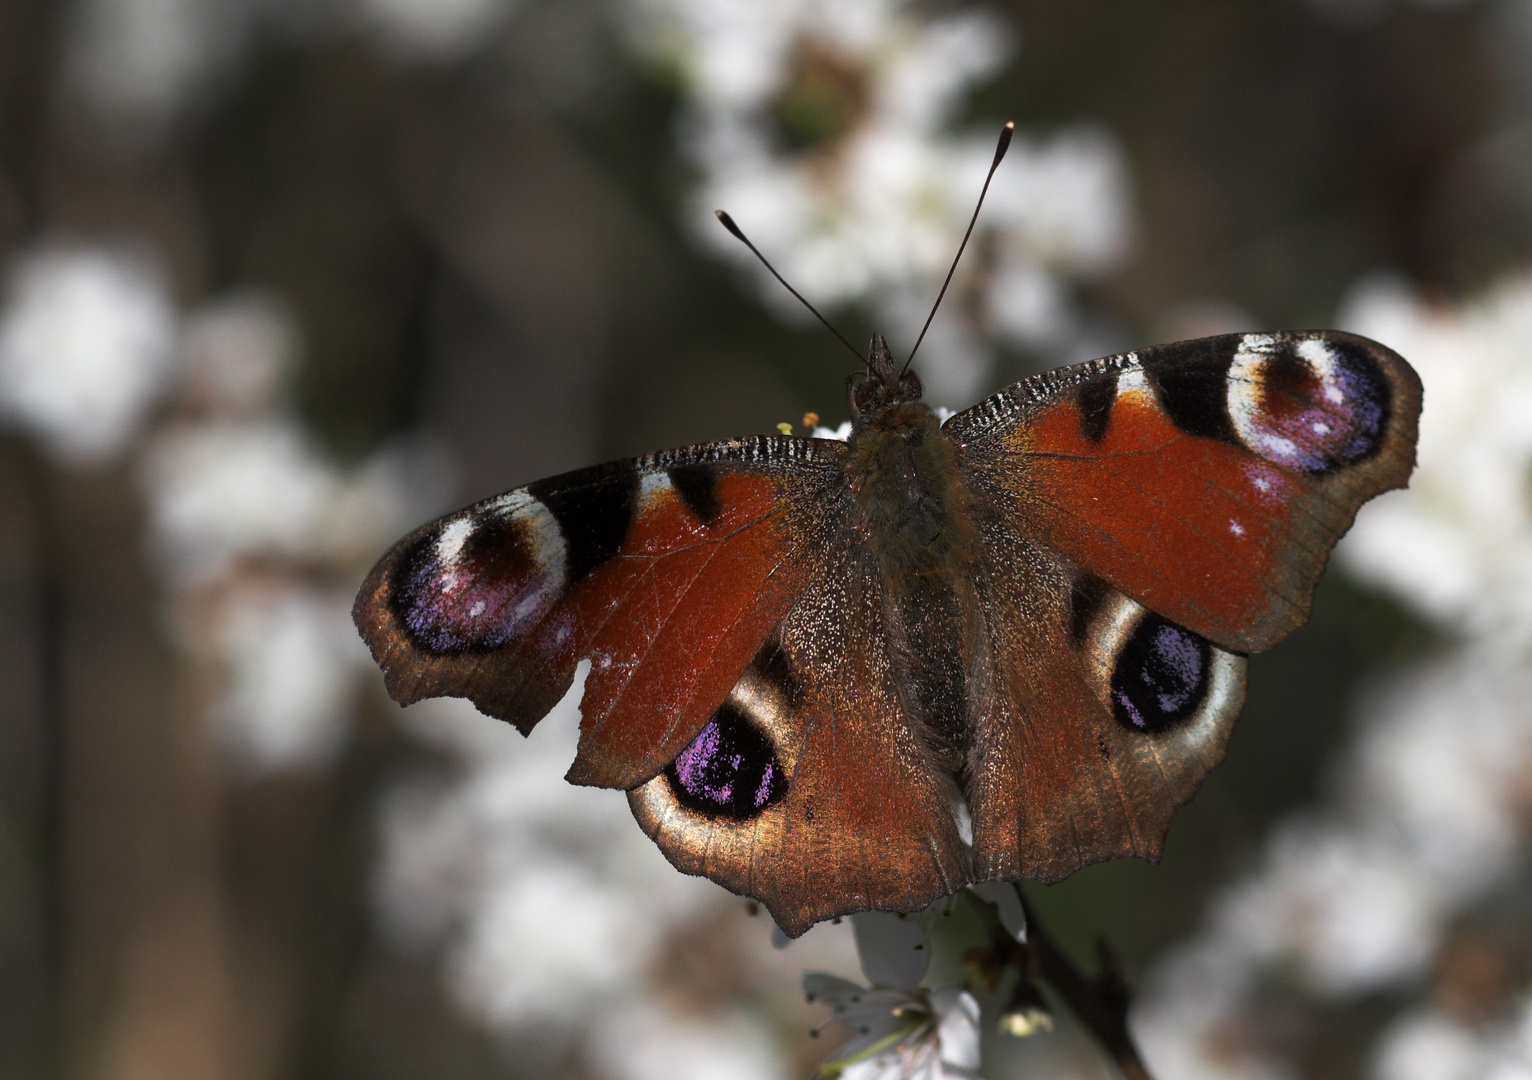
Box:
714;210;865;367
902;121;1015;375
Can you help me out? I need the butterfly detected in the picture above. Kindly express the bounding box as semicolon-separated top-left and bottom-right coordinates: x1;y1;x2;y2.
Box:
354;123;1420;937
354;323;1420;937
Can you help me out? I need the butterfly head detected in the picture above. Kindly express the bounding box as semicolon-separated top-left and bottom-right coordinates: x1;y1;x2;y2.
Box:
849;334;923;423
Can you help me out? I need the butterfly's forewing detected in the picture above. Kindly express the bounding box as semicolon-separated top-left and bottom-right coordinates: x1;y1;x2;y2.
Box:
946;331;1422;653
354;437;841;789
949;330;1420;878
628;540;970;938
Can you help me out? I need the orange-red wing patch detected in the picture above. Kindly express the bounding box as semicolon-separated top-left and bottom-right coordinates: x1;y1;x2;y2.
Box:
1013;391;1312;652
558;473;812;790
960;516;1247;883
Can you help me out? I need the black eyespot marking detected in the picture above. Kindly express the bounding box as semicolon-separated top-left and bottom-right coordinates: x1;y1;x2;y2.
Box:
1143;338;1239;444
528;471;637;584
1111;613;1212;733
1096;734;1112;760
665;704;787;819
1069;574;1113;644
1076;372;1119;443
668;463;722;526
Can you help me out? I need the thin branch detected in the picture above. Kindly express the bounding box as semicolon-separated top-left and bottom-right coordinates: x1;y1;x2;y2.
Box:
1012;883;1156;1080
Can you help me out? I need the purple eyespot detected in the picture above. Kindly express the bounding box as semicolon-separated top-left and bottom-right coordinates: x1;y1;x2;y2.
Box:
389;502;565;655
666;705;786;819
1229;337;1389;475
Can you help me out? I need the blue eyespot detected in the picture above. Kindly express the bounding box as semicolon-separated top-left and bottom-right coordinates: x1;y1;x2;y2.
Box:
1112;614;1211;733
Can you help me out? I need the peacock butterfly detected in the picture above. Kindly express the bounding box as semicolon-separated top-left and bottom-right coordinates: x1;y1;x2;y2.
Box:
353;129;1422;938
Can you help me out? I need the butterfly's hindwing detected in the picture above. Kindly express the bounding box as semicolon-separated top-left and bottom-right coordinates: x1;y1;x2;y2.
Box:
963;520;1246;882
630;540;972;938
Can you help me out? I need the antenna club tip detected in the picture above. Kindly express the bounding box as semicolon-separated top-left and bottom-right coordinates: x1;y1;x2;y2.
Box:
993;121;1014;164
715;209;746;241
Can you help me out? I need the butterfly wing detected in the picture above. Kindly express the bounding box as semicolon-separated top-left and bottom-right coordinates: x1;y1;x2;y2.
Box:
628;537;971;938
946;330;1422;653
961;519;1247;880
948;330;1420;878
354;436;842;790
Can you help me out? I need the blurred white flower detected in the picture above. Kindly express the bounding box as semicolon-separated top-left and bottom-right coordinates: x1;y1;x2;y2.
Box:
143;419;348;582
1337;272;1532;649
0;243;179;464
63;0;520;148
1136;640;1532;1075
805;974;981;1080
179;289;299;416
63;0;246;144
202;580;365;774
141;417;449;587
354;0;517;61
629;0;1133;402
1133;939;1288;1080
375;672;724;1037
1373;1000;1532;1080
1348;648;1532;893
585;999;786;1080
140;412;447;772
1214;820;1443;994
137;289;452;774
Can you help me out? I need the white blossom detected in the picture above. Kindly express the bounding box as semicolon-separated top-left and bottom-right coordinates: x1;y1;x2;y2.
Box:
628;0;1132;403
375;670;724;1036
141;415;446;586
142;418;351;583
354;0;517;62
0;243;179;464
585;999;786;1080
806;974;981;1080
137;290;450;774
179;289;299;416
1337;272;1532;649
62;0;246;144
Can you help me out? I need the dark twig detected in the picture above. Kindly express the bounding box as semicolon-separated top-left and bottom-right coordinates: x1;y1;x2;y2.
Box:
1012;883;1156;1080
